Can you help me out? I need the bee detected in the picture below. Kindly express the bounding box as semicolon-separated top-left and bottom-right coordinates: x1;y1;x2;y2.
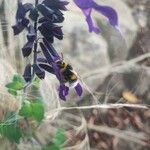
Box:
56;60;78;86
39;41;79;86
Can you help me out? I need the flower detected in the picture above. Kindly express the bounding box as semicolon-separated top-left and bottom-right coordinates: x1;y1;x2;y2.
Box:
37;0;69;43
59;84;69;100
22;25;36;57
73;0;118;34
38;22;63;43
33;64;45;79
12;18;29;35
37;0;69;26
23;64;32;82
12;0;33;35
43;0;69;11
23;63;45;82
13;0;83;101
39;39;83;100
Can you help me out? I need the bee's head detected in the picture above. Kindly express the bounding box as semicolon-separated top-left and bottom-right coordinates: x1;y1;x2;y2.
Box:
56;60;62;65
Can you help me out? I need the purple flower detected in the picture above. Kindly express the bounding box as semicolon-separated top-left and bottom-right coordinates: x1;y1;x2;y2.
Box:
38;0;69;24
33;64;45;79
39;39;83;100
12;18;29;35
43;0;69;11
73;0;118;34
59;84;69;101
38;22;63;43
12;0;33;35
23;64;32;82
22;25;36;57
13;0;83;101
22;41;34;57
74;83;83;96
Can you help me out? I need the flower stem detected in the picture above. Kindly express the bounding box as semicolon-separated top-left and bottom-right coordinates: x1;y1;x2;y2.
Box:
23;0;40;142
23;0;39;93
33;0;39;67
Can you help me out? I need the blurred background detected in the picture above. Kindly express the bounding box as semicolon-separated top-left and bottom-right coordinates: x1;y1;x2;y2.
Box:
0;0;149;149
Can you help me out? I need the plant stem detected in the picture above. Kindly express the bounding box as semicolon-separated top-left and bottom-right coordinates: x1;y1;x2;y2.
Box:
33;0;39;67
23;0;40;142
23;0;39;93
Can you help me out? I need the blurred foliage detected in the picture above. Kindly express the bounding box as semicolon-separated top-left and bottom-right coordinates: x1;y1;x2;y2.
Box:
0;122;22;143
43;129;66;150
0;112;22;143
2;74;66;149
1;74;45;143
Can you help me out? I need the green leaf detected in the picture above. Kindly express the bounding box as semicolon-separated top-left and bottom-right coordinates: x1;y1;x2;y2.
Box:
6;82;24;91
13;75;25;84
0;123;22;143
19;102;44;122
5;75;25;91
31;103;44;122
53;129;66;148
8;89;17;96
19;103;32;118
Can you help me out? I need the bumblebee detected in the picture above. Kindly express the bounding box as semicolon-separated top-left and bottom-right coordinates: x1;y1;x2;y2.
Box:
56;61;78;85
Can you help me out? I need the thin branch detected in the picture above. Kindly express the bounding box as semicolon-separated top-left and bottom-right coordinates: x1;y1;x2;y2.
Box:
45;104;149;119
